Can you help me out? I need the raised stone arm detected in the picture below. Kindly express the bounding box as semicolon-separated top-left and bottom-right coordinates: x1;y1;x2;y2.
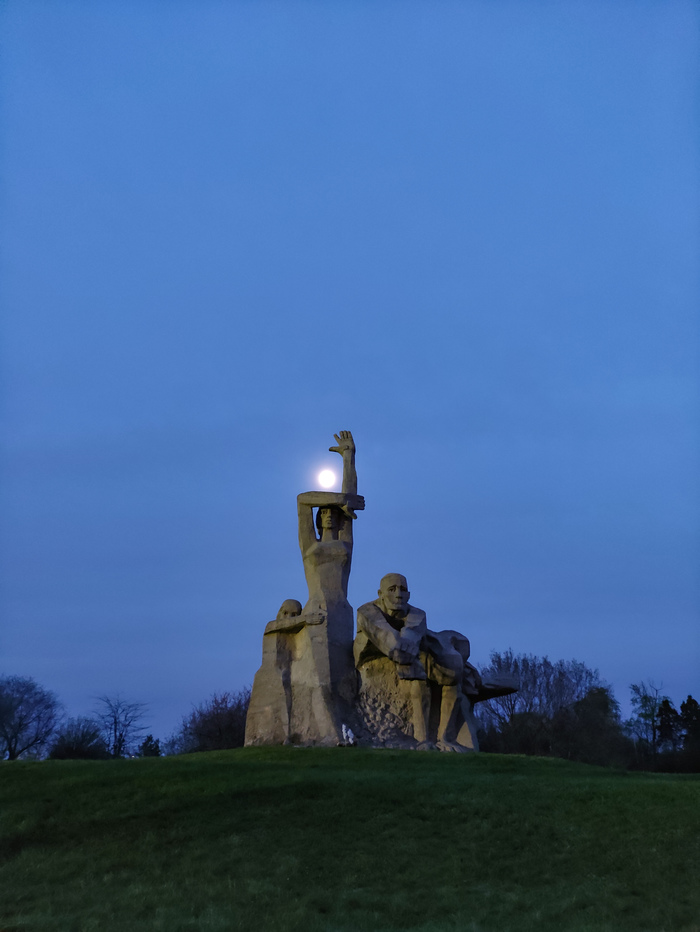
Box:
329;430;357;496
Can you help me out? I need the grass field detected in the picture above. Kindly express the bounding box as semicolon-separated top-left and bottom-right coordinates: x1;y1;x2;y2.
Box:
1;748;698;932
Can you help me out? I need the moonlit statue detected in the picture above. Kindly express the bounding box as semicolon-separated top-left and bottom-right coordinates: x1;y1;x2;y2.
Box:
297;431;364;647
245;431;364;747
245;429;516;749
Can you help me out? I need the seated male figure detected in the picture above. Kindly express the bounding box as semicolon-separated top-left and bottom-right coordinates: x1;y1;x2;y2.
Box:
354;573;467;751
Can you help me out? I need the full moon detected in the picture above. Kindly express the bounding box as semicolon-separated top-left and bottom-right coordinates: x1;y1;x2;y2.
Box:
317;469;336;489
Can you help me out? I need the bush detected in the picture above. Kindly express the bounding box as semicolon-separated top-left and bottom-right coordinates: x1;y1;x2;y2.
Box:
138;734;161;757
49;717;109;760
174;688;251;753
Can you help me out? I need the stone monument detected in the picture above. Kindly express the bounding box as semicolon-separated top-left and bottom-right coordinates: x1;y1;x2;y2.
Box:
245;430;517;750
245;431;364;746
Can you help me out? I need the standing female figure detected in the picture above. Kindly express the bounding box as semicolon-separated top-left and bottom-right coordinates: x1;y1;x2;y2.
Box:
296;430;364;646
246;431;364;747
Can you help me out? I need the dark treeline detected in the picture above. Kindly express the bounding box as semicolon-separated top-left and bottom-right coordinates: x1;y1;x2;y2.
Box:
1;665;698;772
0;675;251;761
476;650;700;773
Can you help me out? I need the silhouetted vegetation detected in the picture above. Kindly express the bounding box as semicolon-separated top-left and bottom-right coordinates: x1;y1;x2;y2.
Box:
94;695;149;758
1;665;695;773
169;688;251;753
48;717;110;760
477;651;631;765
626;683;700;773
0;675;63;760
137;734;161;757
476;653;698;772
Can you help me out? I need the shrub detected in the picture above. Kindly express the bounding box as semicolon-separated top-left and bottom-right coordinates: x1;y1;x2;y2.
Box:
175;688;251;753
49;717;109;760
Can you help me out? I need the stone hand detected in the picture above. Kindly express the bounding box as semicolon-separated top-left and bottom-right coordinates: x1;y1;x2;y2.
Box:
388;647;414;664
329;430;355;456
340;493;365;520
389;639;419;664
398;636;419;659
301;610;326;626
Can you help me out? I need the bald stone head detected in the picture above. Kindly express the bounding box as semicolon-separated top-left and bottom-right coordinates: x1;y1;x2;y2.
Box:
276;599;302;621
377;573;410;616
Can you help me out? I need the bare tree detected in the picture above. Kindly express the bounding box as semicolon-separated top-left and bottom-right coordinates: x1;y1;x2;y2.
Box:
473;651;621;759
94;695;148;758
478;650;604;729
627;681;667;757
0;675;63;760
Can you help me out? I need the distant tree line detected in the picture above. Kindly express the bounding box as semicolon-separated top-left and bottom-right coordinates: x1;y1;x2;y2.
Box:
476;650;700;773
1;665;697;772
0;674;251;762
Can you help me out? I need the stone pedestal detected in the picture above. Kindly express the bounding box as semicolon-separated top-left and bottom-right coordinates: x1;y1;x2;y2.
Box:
245;612;357;748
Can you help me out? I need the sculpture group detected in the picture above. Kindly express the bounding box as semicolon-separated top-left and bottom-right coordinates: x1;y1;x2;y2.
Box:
245;431;516;751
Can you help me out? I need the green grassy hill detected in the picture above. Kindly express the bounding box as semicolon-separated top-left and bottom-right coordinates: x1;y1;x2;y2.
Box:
1;748;698;932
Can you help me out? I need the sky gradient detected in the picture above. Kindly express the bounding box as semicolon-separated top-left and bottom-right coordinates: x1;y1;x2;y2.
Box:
1;0;698;739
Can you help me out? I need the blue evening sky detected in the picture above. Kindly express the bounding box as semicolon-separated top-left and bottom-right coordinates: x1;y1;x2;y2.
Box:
1;1;698;739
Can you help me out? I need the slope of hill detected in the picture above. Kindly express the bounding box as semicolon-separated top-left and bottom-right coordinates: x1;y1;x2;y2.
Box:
1;748;698;932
